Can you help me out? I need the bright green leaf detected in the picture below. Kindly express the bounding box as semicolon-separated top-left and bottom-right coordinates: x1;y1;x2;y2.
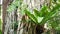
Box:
25;9;37;23
37;17;44;23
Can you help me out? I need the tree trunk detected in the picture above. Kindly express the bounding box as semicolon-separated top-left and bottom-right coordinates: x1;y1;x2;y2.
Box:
2;0;10;34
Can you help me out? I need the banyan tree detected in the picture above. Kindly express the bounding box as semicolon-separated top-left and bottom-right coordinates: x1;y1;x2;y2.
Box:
2;0;60;34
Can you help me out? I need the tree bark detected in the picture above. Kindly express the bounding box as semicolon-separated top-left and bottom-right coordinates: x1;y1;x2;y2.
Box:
2;0;10;34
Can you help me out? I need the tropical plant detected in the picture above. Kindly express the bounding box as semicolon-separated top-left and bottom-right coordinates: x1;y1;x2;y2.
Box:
23;3;60;34
24;4;60;25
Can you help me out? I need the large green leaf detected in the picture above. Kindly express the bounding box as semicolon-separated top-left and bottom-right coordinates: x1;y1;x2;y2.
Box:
39;5;49;17
33;5;50;24
25;9;37;23
33;5;49;17
33;9;40;17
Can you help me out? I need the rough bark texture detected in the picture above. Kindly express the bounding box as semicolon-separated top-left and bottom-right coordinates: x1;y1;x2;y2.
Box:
2;0;17;34
2;0;10;34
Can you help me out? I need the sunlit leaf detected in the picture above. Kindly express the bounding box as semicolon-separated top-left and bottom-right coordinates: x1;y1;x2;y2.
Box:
25;9;37;23
37;17;44;23
33;9;40;17
39;5;48;17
